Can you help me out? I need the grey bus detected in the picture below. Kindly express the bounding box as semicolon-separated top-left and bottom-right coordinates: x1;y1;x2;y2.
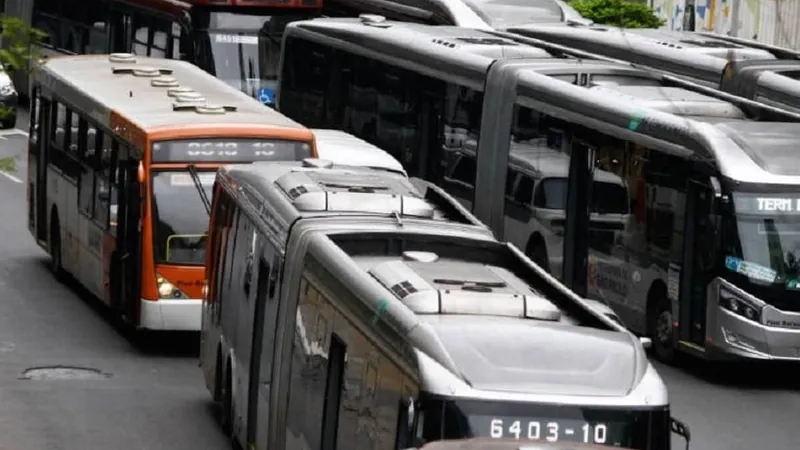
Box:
199;160;688;450
321;0;589;29
277;16;800;363
500;23;800;113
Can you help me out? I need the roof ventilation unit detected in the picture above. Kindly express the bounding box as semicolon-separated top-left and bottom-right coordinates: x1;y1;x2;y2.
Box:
359;14;391;28
108;53;136;64
151;75;180;88
301;158;335;169
369;260;562;321
111;65;173;76
173;92;206;103
275;169;434;217
193;104;231;114
166;87;196;98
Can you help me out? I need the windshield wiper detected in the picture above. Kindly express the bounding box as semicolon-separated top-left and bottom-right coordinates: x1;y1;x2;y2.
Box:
187;164;212;216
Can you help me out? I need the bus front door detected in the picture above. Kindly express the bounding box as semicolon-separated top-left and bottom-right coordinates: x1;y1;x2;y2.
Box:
678;179;717;347
35;97;51;242
112;157;141;323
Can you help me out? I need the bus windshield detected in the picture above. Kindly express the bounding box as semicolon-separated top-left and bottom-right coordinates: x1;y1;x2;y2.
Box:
196;12;315;101
151;170;216;266
727;192;800;290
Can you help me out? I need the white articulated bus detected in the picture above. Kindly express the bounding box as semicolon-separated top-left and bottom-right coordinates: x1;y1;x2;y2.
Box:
312;128;407;176
278;16;800;364
501;24;800;114
199;160;687;450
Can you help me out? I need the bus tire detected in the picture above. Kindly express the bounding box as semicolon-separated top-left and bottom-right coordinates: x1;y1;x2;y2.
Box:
648;287;677;364
526;238;550;274
220;364;233;436
213;348;223;403
49;213;65;281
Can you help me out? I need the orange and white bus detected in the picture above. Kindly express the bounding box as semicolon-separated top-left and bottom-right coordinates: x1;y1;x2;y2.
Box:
27;53;316;332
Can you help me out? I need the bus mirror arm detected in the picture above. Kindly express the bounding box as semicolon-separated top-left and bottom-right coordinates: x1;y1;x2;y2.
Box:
671;417;691;450
709;176;723;199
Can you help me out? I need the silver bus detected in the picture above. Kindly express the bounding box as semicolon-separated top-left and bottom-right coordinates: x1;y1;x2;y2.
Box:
312;128;408;176
499;23;800;113
277;16;800;364
409;438;641;450
321;0;589;29
199;160;687;450
2;0;318;102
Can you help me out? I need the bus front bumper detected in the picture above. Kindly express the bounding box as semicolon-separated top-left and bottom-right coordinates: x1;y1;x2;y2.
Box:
139;298;201;331
709;304;800;361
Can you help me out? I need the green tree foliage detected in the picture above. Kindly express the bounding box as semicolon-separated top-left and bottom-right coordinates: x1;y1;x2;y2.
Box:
0;16;46;120
569;0;665;28
0;16;47;73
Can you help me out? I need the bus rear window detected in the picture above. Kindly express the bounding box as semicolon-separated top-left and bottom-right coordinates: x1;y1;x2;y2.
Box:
151;138;313;163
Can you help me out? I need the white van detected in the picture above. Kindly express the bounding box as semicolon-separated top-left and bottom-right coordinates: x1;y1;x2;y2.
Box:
312;129;408;177
443;140;631;276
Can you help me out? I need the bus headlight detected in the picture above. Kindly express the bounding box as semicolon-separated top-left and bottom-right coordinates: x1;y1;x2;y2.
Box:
156;273;188;299
719;288;761;322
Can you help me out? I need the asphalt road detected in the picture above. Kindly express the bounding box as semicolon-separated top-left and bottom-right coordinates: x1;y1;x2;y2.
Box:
0;111;798;450
0;109;228;449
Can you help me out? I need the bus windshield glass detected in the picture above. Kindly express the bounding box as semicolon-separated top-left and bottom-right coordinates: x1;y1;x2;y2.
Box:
417;395;666;449
151;170;216;266
197;12;315;102
727;192;800;291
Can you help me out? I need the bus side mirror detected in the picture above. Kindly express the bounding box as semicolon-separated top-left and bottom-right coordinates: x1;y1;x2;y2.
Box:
639;337;652;349
671;417;691;450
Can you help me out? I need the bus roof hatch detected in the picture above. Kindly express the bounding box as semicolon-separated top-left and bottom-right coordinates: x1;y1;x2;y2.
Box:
274;167;435;217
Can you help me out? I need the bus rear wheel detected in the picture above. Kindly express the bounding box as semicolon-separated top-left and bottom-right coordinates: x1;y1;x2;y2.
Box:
220;366;233;436
49;216;65;281
650;294;677;364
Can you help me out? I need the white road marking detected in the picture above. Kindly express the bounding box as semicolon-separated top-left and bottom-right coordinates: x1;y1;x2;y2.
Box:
0;171;21;183
0;128;27;138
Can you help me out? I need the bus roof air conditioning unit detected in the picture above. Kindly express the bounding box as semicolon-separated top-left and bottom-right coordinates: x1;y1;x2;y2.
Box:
369;259;562;321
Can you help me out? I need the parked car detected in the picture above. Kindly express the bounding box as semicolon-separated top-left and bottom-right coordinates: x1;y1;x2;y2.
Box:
0;63;17;129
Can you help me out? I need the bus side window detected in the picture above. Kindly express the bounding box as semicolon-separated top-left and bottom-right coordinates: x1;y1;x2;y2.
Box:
53;102;66;150
131;12;150;56
76;117;94;217
320;335;347;450
65;107;76;156
29;88;39;146
170;22;183;59
450;154;476;187
93;134;115;228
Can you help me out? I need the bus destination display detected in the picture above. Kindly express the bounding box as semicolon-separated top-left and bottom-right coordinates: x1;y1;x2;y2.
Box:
470;416;630;446
152;139;312;163
734;194;800;215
